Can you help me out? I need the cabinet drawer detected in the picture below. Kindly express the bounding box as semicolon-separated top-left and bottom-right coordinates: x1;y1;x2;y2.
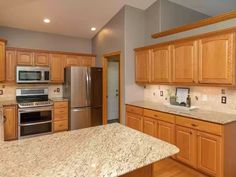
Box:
54;101;68;109
54;109;68;121
54;120;68;132
176;116;222;136
126;105;143;115
144;109;175;124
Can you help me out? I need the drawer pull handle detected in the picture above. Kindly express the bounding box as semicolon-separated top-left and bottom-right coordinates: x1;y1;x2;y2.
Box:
154;114;158;117
191;124;198;127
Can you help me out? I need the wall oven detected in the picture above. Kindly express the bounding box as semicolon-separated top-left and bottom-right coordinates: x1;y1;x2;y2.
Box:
16;66;50;84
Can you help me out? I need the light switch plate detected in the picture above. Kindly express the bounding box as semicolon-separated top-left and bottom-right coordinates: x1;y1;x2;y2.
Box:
0;90;3;95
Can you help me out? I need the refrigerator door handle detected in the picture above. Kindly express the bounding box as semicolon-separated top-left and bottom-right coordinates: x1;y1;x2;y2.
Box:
85;69;89;106
72;107;92;112
87;68;92;105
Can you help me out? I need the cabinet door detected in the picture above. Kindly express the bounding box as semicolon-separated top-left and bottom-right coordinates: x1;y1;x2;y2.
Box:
66;55;80;66
35;53;49;66
50;54;66;83
17;51;34;66
151;46;171;83
126;112;143;132
5;50;16;83
197;131;222;177
135;50;151;83
3;106;17;141
80;56;95;67
157;121;175;144
176;125;197;168
0;41;5;82
199;33;235;84
172;41;198;83
143;117;157;137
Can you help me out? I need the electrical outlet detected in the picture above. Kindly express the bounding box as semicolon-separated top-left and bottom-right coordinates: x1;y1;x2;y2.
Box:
56;88;60;93
153;92;156;96
0;90;3;95
160;91;163;97
221;96;227;104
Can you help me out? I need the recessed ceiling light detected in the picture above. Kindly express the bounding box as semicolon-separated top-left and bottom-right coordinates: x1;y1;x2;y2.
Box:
91;27;96;31
43;18;50;24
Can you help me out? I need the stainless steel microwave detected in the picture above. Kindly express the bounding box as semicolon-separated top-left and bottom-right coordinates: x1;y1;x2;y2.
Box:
16;66;50;84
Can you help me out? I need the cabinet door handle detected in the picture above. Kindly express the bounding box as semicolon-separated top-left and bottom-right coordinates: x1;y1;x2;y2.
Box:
3;116;7;123
191;124;198;127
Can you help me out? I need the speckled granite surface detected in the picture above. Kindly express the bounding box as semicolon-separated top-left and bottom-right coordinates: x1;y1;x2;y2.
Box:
127;101;236;125
49;97;68;102
0;123;178;177
0;100;17;107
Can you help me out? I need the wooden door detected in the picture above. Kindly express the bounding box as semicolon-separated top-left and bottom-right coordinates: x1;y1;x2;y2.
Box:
17;51;34;66
3;106;17;141
198;33;235;84
143;117;157;137
175;125;197;168
50;54;66;83
172;41;198;83
5;50;16;82
151;46;171;83
126;112;143;132
197;131;222;177
157;121;175;144
0;41;5;82
35;53;49;66
135;50;151;83
66;55;80;66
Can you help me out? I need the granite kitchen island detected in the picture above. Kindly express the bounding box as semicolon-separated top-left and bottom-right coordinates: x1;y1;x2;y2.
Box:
0;123;179;177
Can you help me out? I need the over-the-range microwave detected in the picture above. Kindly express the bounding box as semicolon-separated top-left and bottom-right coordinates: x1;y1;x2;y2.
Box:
16;66;50;84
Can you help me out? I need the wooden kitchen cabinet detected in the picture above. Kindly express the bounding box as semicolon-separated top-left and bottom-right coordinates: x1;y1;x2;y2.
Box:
135;49;151;83
126;112;143;132
80;56;95;66
53;101;68;132
5;50;16;83
17;51;34;66
34;52;49;66
50;54;66;83
143;117;157;137
151;46;171;83
172;40;198;83
3;106;17;141
157;120;175;144
175;125;197;168
198;33;235;84
66;55;80;66
197;131;222;177
0;41;5;82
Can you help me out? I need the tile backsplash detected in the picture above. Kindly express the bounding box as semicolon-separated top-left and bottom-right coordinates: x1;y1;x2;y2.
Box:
0;84;63;101
144;85;236;114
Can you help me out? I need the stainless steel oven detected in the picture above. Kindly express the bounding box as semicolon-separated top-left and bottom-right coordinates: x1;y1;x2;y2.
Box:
18;106;53;139
16;66;50;84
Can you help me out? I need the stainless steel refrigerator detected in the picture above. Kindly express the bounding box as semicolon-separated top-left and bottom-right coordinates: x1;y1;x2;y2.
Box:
63;67;103;130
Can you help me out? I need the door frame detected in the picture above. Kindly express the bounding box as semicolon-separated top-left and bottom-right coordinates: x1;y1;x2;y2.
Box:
102;51;122;124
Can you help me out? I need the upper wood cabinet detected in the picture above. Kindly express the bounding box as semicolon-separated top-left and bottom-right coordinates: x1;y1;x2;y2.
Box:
50;54;66;83
5;50;16;83
172;41;198;83
176;125;197;168
66;55;80;66
3;106;17;141
135;50;151;83
17;51;34;66
198;33;235;84
80;56;95;66
197;131;222;177
151;46;171;83
34;53;49;66
0;41;5;82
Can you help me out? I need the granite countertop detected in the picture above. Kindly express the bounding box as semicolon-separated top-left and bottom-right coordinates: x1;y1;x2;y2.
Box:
0;100;17;107
0;123;179;177
50;97;68;102
127;101;236;125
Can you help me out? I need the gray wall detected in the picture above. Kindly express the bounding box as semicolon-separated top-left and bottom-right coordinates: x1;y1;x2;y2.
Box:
124;6;145;103
144;0;209;45
0;26;91;53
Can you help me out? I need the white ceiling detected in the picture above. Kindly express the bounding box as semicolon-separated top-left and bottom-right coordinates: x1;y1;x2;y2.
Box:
0;0;156;39
169;0;236;16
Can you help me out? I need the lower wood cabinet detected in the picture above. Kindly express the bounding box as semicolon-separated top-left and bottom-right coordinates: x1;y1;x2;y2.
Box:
126;112;143;132
143;117;157;137
158;121;175;144
3;106;17;141
176;125;197;168
53;101;68;132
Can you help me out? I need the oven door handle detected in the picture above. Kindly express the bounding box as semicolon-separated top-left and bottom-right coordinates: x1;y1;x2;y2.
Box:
18;107;53;113
19;120;52;127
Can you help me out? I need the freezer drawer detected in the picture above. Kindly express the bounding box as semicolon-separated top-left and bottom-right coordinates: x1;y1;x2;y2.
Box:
70;108;91;130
